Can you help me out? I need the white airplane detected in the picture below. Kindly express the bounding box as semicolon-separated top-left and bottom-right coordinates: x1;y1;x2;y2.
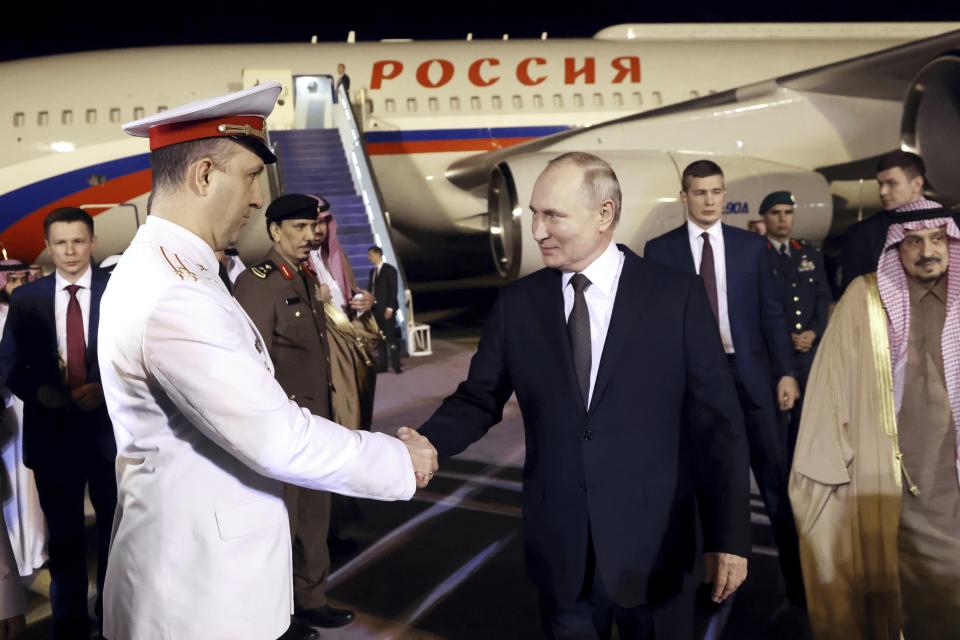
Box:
1;22;958;283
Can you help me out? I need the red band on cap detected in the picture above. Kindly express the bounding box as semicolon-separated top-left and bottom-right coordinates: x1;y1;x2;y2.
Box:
149;116;266;151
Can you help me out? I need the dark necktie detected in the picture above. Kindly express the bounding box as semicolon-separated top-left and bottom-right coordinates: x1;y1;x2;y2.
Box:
65;284;86;388
700;232;719;323
567;273;592;409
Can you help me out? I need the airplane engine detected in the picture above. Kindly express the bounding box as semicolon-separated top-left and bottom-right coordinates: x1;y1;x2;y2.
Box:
901;53;960;205
488;151;833;279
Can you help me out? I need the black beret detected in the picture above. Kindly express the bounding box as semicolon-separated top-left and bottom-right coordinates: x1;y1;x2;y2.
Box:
265;194;330;223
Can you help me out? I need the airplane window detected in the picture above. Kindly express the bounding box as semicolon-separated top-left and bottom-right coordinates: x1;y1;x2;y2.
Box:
157;105;168;112
593;93;603;107
428;97;439;112
690;90;700;98
708;89;717;95
553;94;563;108
385;98;396;113
573;94;584;108
450;97;461;112
365;98;374;114
133;107;145;120
470;96;481;111
13;112;25;128
38;111;49;127
109;108;121;123
406;98;417;113
61;110;73;125
632;92;642;106
613;92;623;107
533;95;543;109
86;109;97;124
512;96;522;109
492;96;502;110
653;91;663;105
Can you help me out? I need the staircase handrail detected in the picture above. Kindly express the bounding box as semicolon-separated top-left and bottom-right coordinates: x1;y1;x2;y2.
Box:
333;83;411;343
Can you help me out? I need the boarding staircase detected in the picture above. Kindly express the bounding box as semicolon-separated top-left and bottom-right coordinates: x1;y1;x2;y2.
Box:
269;128;374;279
267;84;425;353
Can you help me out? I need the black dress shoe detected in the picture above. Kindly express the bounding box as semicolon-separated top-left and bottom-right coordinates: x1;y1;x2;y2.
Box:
295;605;356;628
277;618;320;640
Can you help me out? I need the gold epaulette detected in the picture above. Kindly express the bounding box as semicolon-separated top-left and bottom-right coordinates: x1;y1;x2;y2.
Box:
159;246;199;281
250;261;276;279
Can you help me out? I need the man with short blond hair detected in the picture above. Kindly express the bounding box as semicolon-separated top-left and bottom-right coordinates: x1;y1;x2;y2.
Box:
0;207;115;640
645;161;804;613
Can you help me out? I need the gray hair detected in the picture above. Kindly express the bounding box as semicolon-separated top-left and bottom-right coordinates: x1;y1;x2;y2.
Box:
547;151;622;224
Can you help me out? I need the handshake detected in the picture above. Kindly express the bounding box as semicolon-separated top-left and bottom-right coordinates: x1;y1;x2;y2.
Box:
397;427;439;488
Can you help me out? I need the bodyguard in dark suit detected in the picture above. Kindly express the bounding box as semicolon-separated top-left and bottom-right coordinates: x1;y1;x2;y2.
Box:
367;246;402;373
644;161;805;611
0;208;116;640
416;153;750;640
233;194;354;637
839;150;957;293
759;191;832;462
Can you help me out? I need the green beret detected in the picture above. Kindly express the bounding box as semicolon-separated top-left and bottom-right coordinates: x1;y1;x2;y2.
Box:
759;191;796;214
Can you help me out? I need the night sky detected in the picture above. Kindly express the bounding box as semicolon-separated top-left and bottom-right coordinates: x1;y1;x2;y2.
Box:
3;0;960;62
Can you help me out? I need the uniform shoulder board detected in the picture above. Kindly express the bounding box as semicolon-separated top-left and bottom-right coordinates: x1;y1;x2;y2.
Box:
250;260;276;279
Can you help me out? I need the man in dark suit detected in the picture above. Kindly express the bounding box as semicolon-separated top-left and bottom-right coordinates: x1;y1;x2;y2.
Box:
644;161;804;611
233;194;355;639
414;152;750;639
839;150;957;293
367;246;402;373
0;207;117;640
759;190;833;462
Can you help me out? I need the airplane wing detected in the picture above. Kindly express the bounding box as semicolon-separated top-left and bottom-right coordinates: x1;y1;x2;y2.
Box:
447;28;960;199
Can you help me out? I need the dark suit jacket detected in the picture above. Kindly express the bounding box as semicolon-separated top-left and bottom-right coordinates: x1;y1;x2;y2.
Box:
233;249;332;418
419;247;749;607
839;208;960;293
0;269;114;471
644;223;794;409
369;262;398;315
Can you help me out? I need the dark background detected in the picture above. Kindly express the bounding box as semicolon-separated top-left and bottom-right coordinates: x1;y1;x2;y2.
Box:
3;0;960;62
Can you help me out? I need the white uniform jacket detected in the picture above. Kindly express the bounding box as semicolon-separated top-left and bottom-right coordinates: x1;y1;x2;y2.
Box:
98;216;415;640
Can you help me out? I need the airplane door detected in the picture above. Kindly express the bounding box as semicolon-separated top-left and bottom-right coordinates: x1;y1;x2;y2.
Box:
242;69;295;130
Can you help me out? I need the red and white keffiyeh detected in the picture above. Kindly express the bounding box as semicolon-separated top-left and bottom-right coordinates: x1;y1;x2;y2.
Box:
894;198;944;213
308;199;352;311
877;215;960;487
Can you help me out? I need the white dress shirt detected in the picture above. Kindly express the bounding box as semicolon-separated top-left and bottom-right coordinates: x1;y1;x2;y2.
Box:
55;266;92;373
687;220;735;353
562;241;625;407
98;215;414;640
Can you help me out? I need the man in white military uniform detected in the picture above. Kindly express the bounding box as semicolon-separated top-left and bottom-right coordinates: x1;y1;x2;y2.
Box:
98;83;438;640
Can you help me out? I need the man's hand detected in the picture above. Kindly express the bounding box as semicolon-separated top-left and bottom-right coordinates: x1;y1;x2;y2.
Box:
349;289;374;314
71;383;104;411
776;376;800;411
384;307;394;320
317;284;333;303
791;330;816;353
397;427;438;488
703;552;748;603
0;614;26;639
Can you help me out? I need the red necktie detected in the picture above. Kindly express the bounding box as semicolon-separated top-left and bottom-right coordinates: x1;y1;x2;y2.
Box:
700;232;720;323
65;284;86;388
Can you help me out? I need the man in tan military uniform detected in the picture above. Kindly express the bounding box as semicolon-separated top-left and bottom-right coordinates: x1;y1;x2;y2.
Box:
234;194;354;638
